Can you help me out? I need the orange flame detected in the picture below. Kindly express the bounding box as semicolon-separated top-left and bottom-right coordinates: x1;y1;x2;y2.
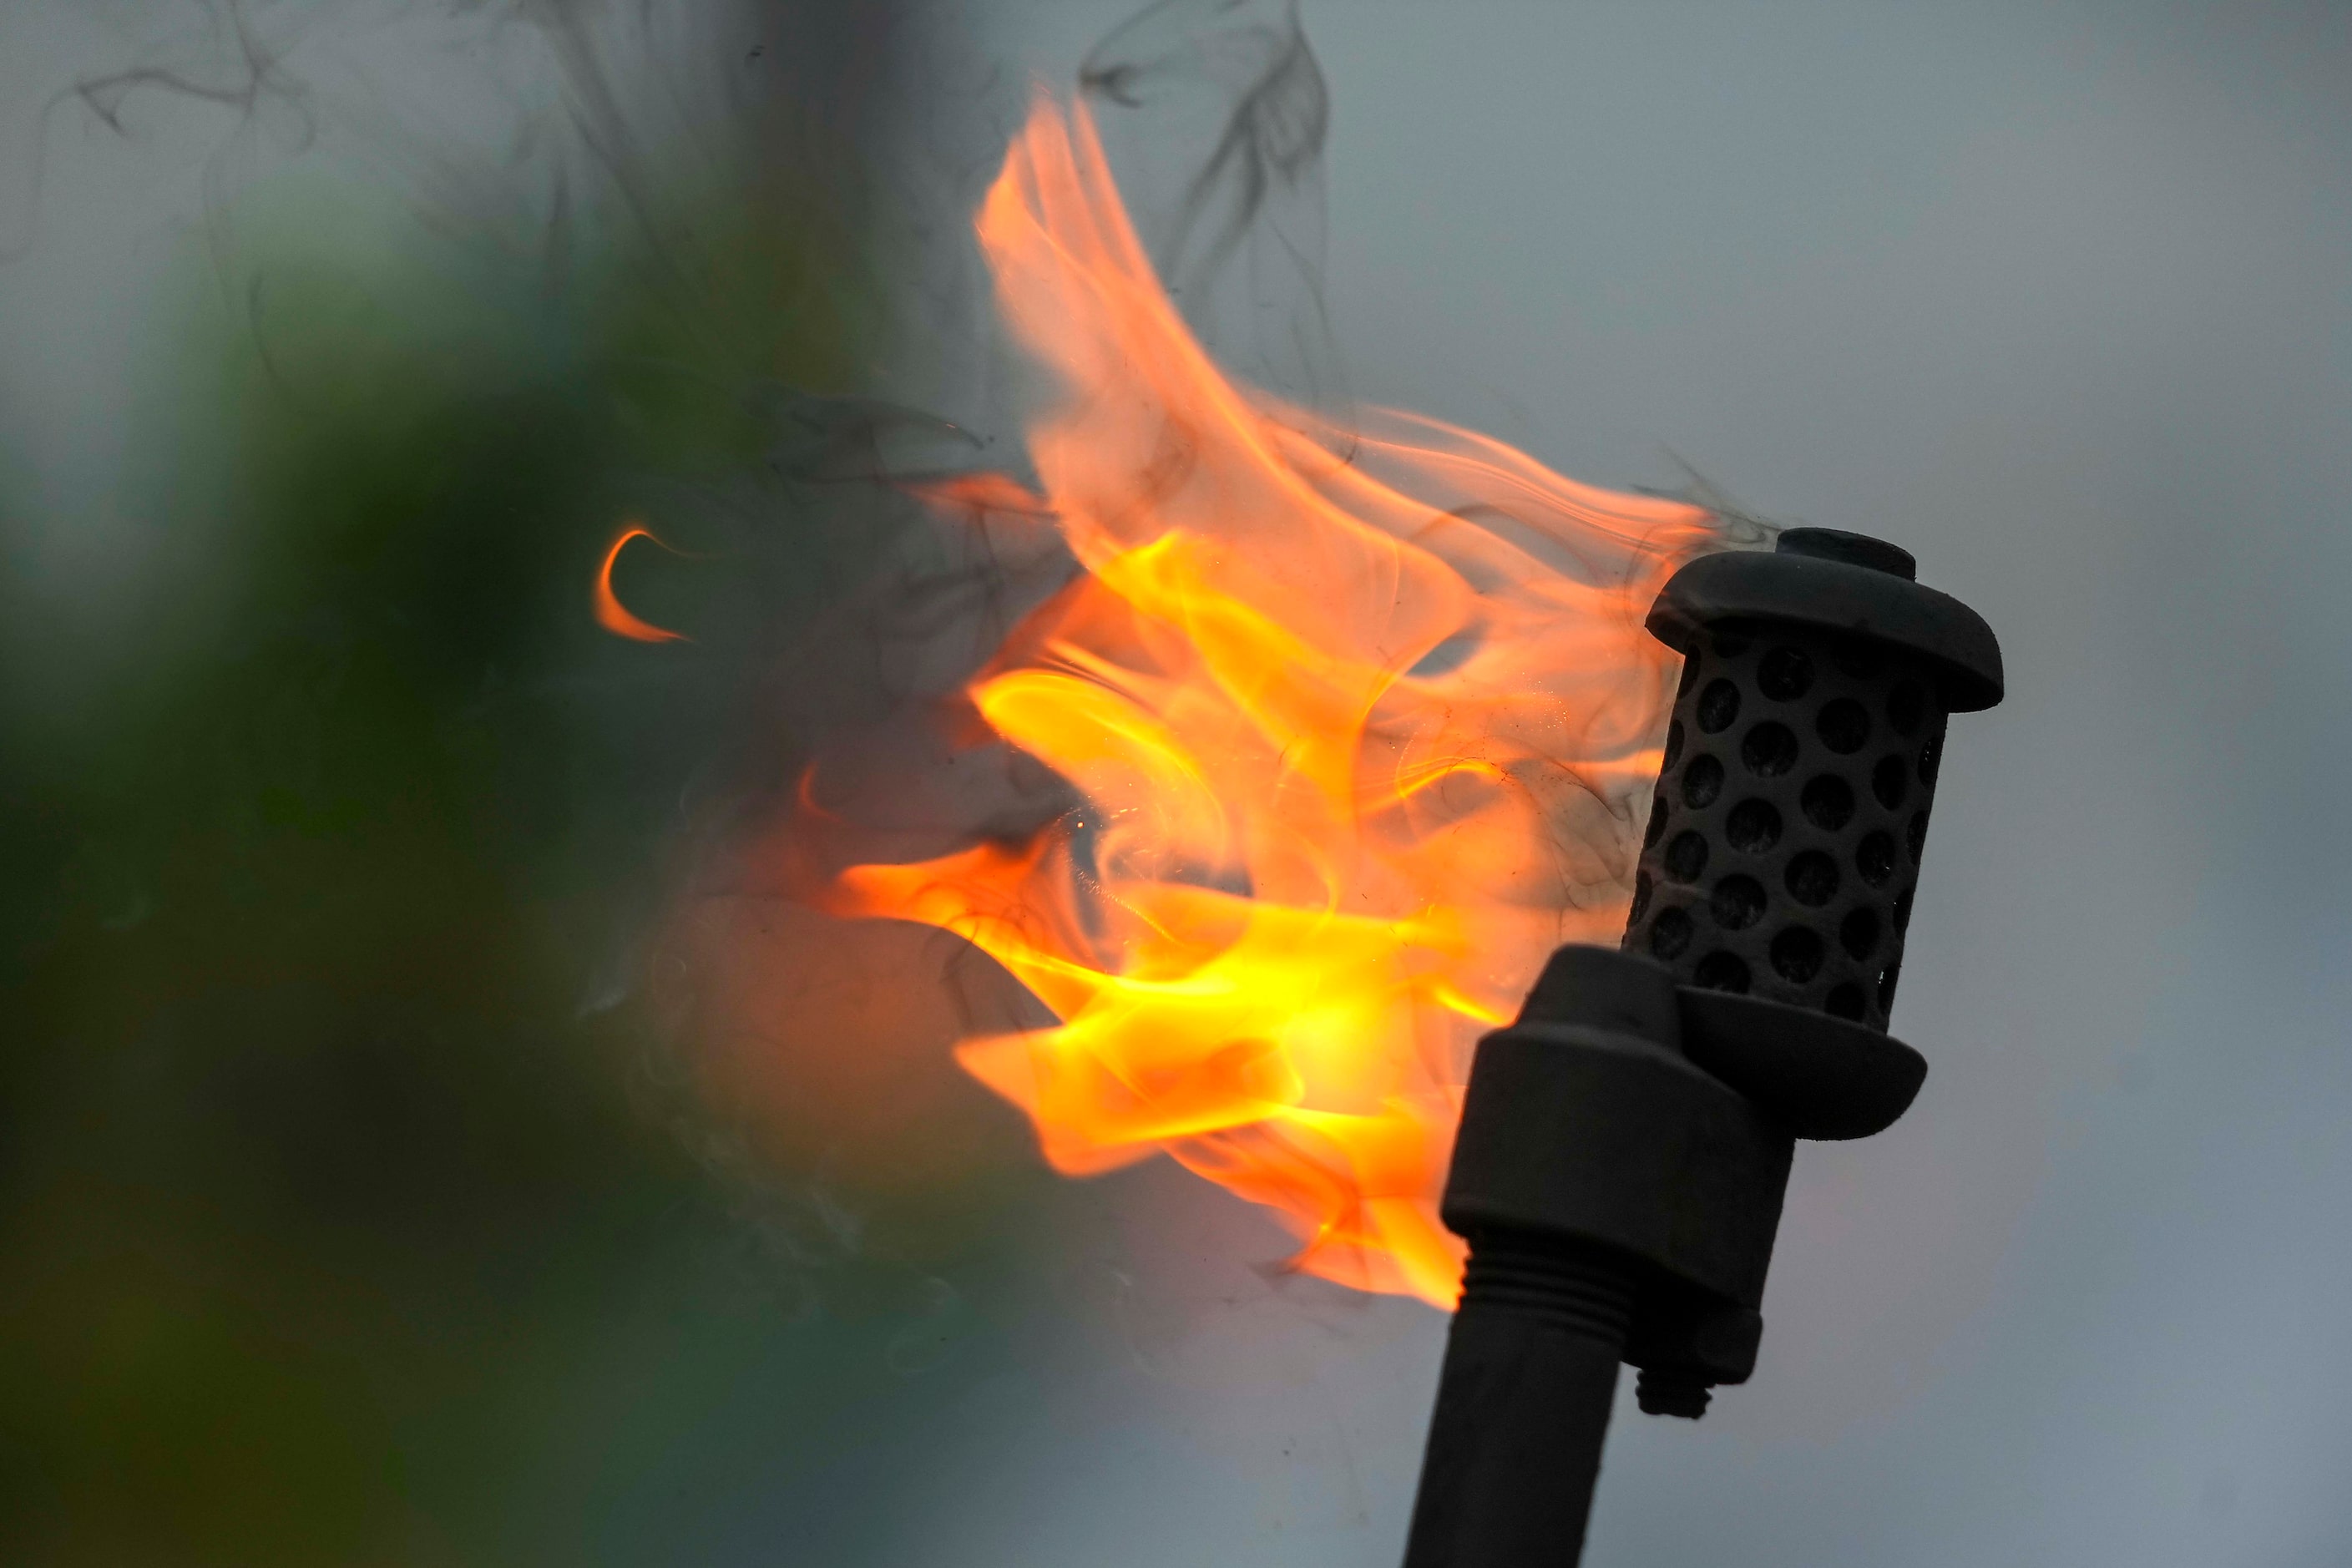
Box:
595;524;690;643
819;97;1719;1306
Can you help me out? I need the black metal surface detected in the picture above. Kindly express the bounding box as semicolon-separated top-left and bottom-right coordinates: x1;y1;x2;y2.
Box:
1402;1233;1636;1568
1644;527;2004;713
1677;988;1925;1140
1626;1291;1762;1417
1403;529;2004;1568
1508;943;1925;1142
1443;948;1793;1306
1408;947;1783;1566
1626;529;1993;1031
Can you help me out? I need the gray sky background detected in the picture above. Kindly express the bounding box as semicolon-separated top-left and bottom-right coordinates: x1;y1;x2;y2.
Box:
4;3;2348;1565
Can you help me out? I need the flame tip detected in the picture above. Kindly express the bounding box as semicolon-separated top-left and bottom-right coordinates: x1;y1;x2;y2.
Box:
594;524;691;644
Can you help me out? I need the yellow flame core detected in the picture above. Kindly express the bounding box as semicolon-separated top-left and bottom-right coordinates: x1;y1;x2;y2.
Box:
823;98;1717;1307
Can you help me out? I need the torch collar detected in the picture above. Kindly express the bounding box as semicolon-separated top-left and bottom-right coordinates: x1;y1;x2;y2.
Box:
1512;946;1928;1142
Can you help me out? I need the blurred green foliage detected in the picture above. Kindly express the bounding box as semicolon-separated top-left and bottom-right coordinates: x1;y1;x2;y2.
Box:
0;170;1020;1565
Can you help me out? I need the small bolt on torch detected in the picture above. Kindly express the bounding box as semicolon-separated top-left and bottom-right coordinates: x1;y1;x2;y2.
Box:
1402;528;2004;1568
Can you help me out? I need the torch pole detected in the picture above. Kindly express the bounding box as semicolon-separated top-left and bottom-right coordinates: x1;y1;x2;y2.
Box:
1402;1236;1634;1565
1401;529;2004;1567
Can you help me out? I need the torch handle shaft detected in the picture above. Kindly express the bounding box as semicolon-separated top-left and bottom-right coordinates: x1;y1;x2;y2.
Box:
1402;1233;1636;1568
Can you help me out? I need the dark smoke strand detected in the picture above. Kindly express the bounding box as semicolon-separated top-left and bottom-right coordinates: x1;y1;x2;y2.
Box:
1080;0;1343;417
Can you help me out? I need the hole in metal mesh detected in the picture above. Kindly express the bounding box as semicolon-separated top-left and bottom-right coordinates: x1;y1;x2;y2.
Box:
1907;810;1930;863
1857;831;1896;887
1878;958;1903;1013
1725;799;1783;854
1677;654;1702;698
1681;754;1725;807
1629;869;1653;924
1785;851;1839;907
1888;679;1926;736
1770;926;1825;983
1712;630;1754;659
1840;907;1881;959
1872;753;1909;809
1892;884;1914;933
1645;790;1668;848
1831;637;1884;679
1919;728;1943;787
1741;721;1798;776
1693;950;1752;993
1663;718;1686;771
1650;906;1693;959
1697;679;1742;733
1711;874;1767;930
1758;645;1815;701
1824;983;1867;1020
1816;697;1872;754
1664;830;1710;883
1801;774;1855;831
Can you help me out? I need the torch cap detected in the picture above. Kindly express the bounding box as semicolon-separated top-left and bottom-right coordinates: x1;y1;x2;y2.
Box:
1647;529;2005;713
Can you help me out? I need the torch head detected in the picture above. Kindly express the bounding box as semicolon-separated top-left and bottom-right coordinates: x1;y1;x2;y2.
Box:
1407;524;2007;1568
1624;528;2004;1029
1406;526;2008;1568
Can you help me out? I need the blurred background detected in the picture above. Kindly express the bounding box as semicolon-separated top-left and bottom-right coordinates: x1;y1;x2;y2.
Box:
4;3;2349;1565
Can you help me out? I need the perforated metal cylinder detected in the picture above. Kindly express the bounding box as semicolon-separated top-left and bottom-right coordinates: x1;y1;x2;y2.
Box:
1621;529;2001;1032
1626;625;1944;1028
